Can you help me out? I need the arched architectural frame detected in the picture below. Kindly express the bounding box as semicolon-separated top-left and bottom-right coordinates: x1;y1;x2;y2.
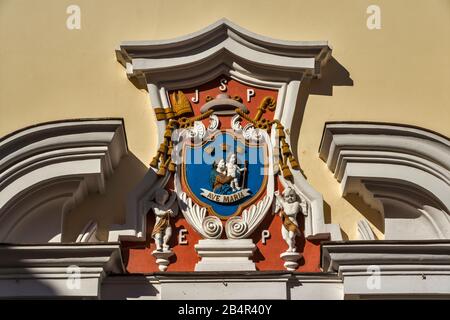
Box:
0;119;128;243
319;122;450;240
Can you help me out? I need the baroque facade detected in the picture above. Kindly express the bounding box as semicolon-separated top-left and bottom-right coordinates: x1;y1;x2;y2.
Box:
0;1;449;299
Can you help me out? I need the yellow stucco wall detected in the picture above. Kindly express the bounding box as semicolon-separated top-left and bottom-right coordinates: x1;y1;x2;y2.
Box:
1;0;449;240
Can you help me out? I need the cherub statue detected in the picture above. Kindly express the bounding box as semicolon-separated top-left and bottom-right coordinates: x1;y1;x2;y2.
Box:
226;154;245;191
275;187;305;252
148;188;178;252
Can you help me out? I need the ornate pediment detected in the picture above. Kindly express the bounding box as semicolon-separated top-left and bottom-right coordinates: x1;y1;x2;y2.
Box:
112;19;341;272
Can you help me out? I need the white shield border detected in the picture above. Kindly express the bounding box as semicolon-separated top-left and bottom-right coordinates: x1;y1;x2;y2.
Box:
174;121;275;239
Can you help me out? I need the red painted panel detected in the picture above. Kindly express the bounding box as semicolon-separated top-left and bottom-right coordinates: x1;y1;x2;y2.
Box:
123;193;326;273
124;213;325;273
168;76;277;129
122;77;327;274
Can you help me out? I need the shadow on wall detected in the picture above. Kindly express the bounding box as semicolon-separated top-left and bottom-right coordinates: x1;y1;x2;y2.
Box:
101;274;160;300
325;193;384;241
344;194;385;236
0;246;58;299
288;57;353;238
62;153;148;242
309;58;354;96
289;57;354;163
323;200;349;241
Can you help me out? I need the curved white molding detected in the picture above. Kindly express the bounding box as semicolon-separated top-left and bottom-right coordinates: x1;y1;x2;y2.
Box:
208;114;220;132
116;19;341;241
319;122;450;240
357;219;376;240
76;220;99;242
0;119;128;243
225;195;272;239
202;215;223;239
178;192;222;239
116;18;331;84
186;121;207;140
109;167;170;241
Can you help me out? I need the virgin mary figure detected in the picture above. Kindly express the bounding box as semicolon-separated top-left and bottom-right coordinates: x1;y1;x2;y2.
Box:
210;159;234;195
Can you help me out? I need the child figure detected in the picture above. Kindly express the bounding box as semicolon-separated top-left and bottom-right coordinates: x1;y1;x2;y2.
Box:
275;187;303;252
148;189;178;252
226;154;246;191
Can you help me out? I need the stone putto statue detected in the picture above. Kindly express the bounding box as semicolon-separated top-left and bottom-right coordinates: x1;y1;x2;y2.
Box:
148;188;178;252
275;187;304;252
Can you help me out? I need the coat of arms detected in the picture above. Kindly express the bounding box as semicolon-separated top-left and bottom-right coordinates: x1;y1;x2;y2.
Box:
182;129;267;219
116;20;339;273
148;84;301;242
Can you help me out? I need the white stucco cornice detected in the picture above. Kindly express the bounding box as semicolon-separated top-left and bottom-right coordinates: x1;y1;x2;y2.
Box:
0;243;124;298
116;18;331;83
319;122;450;176
102;272;343;300
322;240;450;272
0;119;128;243
322;241;450;298
319;122;450;240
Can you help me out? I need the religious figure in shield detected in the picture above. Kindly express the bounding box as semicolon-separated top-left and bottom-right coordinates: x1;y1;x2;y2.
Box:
226;154;246;191
210;155;247;194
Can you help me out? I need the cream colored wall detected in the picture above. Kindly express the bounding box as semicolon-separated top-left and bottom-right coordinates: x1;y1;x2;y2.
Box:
1;0;449;240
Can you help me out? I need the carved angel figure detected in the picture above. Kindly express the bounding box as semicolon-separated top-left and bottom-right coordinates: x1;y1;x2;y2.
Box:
275;187;305;252
147;189;178;252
